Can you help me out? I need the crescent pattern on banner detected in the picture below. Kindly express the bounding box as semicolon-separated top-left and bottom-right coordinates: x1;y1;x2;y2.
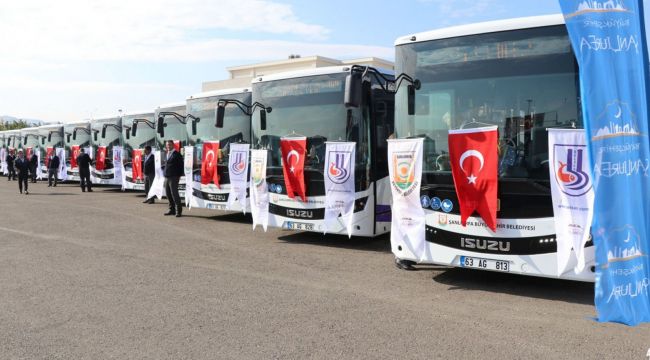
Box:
286;150;300;173
459;149;484;184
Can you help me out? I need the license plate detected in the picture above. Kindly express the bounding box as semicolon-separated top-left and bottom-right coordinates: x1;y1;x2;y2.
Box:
206;203;226;210
286;222;314;231
460;256;510;272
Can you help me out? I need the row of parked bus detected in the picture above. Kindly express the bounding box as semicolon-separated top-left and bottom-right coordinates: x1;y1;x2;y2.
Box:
0;15;594;281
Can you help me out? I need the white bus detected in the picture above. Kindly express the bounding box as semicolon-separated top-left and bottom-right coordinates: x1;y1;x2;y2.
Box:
391;15;594;281
19;127;41;165
37;125;65;177
186;88;251;211
251;66;395;236
64;121;91;181
156;102;189;198
89;116;123;185
122;111;157;191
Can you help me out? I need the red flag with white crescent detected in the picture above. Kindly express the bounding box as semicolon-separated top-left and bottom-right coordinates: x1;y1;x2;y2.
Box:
45;147;54;168
448;126;498;232
96;146;107;171
71;145;80;168
132;149;143;181
26;147;33;159
201;141;220;188
173;140;181;152
280;137;307;202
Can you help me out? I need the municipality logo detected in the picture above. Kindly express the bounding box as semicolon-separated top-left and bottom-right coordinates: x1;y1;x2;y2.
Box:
392;152;416;192
327;150;351;184
553;144;592;197
566;0;629;18
251;160;264;186
230;151;247;175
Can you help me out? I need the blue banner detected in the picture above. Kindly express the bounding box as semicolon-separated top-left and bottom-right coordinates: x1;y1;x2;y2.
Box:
559;0;650;325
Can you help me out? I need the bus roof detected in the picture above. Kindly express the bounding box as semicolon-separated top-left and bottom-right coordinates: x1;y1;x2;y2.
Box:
187;88;250;101
394;14;565;46
254;65;394;84
122;110;154;117
156;101;186;110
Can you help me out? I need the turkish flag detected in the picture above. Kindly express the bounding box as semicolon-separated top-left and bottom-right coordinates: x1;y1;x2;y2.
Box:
448;126;498;232
96;146;107;171
173;140;181;152
26;147;33;159
132;149;143;181
201;141;220;187
71;145;80;168
45;147;54;168
280;137;307;202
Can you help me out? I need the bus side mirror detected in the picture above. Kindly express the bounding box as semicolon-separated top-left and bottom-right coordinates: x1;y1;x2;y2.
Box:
125;128;130;140
101;127;106;139
260;109;267;131
66;134;71;142
94;132;98;142
48;133;52;142
157;116;164;135
191;119;197;135
216;105;225;128
407;84;416;116
131;123;137;137
41;137;45;145
344;72;362;108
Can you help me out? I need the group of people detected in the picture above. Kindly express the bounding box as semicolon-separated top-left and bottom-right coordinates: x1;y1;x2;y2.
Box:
5;148;75;194
3;141;184;217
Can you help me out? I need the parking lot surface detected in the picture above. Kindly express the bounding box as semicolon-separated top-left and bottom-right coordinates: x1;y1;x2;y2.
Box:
0;180;648;359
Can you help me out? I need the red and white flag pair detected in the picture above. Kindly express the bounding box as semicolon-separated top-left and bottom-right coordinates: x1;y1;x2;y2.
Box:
448;126;498;232
132;149;143;181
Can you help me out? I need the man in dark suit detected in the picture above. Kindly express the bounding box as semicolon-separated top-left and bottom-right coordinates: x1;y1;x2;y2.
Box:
6;150;16;181
76;148;93;192
143;145;155;204
29;151;38;183
163;140;184;217
47;150;60;187
14;150;30;194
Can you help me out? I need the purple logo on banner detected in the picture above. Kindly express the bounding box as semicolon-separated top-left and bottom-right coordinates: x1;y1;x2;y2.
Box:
559;0;650;325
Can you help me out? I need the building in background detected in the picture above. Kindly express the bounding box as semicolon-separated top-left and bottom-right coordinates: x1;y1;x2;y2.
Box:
202;55;394;91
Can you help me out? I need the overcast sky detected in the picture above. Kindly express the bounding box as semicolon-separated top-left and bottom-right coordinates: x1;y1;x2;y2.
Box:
0;0;647;123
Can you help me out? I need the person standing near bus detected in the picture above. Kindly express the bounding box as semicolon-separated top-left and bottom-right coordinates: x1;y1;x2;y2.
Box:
14;150;30;194
163;140;183;217
29;151;38;183
6;149;16;181
47;150;60;187
143;145;155;204
76;148;93;192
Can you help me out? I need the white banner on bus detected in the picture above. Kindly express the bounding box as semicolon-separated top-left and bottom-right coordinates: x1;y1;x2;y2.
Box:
147;150;165;200
184;146;194;209
112;146;123;187
323;141;355;237
548;129;594;275
0;148;6;174
250;149;269;231
35;149;43;180
56;148;68;181
388;138;426;261
228;143;250;213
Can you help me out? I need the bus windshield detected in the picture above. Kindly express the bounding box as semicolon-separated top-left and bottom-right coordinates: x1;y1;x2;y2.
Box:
123;114;157;159
395;25;580;180
157;105;187;147
187;92;251;165
252;73;356;169
64;124;91;147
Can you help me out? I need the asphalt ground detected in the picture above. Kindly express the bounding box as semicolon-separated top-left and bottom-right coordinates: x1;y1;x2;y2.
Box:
0;178;648;360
